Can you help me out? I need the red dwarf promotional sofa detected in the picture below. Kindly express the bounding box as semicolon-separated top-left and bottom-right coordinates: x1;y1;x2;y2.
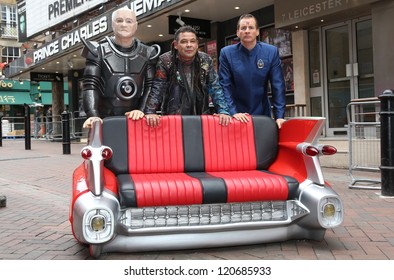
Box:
70;115;343;258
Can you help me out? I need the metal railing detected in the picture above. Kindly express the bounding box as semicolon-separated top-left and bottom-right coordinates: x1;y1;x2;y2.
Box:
1;111;88;141
0;22;18;38
285;104;306;118
1;116;25;138
69;111;88;140
3;104;309;141
346;97;381;189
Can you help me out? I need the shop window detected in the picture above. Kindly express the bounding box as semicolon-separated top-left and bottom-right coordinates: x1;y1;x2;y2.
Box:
1;47;20;64
0;4;17;38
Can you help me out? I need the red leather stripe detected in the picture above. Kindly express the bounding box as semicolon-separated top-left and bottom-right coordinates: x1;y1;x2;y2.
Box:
127;116;184;174
208;171;289;202
201;115;257;171
132;173;203;207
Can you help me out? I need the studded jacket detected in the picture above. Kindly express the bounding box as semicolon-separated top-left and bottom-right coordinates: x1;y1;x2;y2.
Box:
144;51;230;116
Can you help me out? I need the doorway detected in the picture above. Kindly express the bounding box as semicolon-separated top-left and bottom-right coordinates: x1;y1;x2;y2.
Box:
322;18;374;137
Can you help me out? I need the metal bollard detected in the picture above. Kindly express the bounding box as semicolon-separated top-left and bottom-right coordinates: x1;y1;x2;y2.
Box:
1;116;7;205
379;89;394;196
0;115;3;147
0;195;6;207
62;111;71;154
24;104;31;150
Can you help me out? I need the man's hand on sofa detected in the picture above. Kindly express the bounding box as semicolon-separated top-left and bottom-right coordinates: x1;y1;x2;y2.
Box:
233;113;249;123
276;118;286;129
146;114;161;127
215;113;231;126
83;117;103;128
126;110;145;120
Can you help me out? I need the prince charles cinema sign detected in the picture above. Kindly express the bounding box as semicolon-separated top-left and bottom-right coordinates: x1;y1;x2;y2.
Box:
25;0;182;66
18;0;182;42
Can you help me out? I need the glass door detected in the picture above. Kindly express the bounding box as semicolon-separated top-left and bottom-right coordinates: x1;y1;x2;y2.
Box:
324;22;352;136
353;18;375;123
354;19;374;100
323;18;373;136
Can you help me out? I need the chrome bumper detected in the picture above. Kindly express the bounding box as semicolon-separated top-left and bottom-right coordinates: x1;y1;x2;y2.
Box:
119;201;309;233
72;186;343;254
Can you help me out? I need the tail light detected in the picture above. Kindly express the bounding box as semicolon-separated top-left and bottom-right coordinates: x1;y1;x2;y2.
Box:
81;148;92;159
80;146;113;160
101;147;113;160
303;146;319;156
320;145;337;155
301;144;337;157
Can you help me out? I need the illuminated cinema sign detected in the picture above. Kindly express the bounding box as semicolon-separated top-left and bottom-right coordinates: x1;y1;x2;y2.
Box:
17;0;109;41
128;0;182;17
17;0;182;41
32;15;108;63
30;0;182;64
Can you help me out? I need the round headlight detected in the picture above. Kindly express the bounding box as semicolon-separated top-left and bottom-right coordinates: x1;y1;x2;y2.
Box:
91;215;106;231
323;203;336;218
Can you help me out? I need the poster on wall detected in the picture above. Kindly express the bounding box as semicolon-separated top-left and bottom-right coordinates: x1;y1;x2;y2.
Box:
206;41;218;71
260;26;292;57
260;27;272;44
281;57;294;92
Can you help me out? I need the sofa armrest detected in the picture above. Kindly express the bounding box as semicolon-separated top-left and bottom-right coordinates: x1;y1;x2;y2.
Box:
268;117;328;184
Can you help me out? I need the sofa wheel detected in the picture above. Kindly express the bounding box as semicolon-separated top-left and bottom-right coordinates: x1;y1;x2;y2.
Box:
89;245;102;259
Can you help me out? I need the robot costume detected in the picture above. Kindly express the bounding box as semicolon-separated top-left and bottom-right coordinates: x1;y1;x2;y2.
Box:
81;36;160;118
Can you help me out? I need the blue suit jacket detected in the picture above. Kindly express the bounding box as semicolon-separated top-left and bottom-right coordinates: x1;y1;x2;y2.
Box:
219;42;286;119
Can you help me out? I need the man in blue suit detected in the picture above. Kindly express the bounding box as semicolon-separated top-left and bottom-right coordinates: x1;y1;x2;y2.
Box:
219;14;286;128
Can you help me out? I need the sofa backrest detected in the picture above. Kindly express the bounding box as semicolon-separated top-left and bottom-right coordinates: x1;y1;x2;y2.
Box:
103;115;278;175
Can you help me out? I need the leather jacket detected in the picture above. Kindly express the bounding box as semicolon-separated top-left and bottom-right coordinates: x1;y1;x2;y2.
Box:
144;51;229;116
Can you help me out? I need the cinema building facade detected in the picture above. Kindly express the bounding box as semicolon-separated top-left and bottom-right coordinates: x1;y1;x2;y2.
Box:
3;0;394;138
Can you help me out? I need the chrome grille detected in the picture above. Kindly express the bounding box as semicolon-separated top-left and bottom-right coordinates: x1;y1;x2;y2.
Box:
120;201;308;229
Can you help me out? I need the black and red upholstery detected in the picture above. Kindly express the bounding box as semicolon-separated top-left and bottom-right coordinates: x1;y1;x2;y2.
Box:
102;115;299;208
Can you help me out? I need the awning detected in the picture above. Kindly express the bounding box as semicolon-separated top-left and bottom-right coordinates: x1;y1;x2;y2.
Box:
0;91;32;105
40;92;51;105
1;80;69;106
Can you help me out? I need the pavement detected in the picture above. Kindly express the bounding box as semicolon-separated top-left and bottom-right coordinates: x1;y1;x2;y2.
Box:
0;138;393;260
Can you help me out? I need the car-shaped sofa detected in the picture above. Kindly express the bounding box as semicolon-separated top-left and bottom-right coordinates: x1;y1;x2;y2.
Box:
70;115;343;258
